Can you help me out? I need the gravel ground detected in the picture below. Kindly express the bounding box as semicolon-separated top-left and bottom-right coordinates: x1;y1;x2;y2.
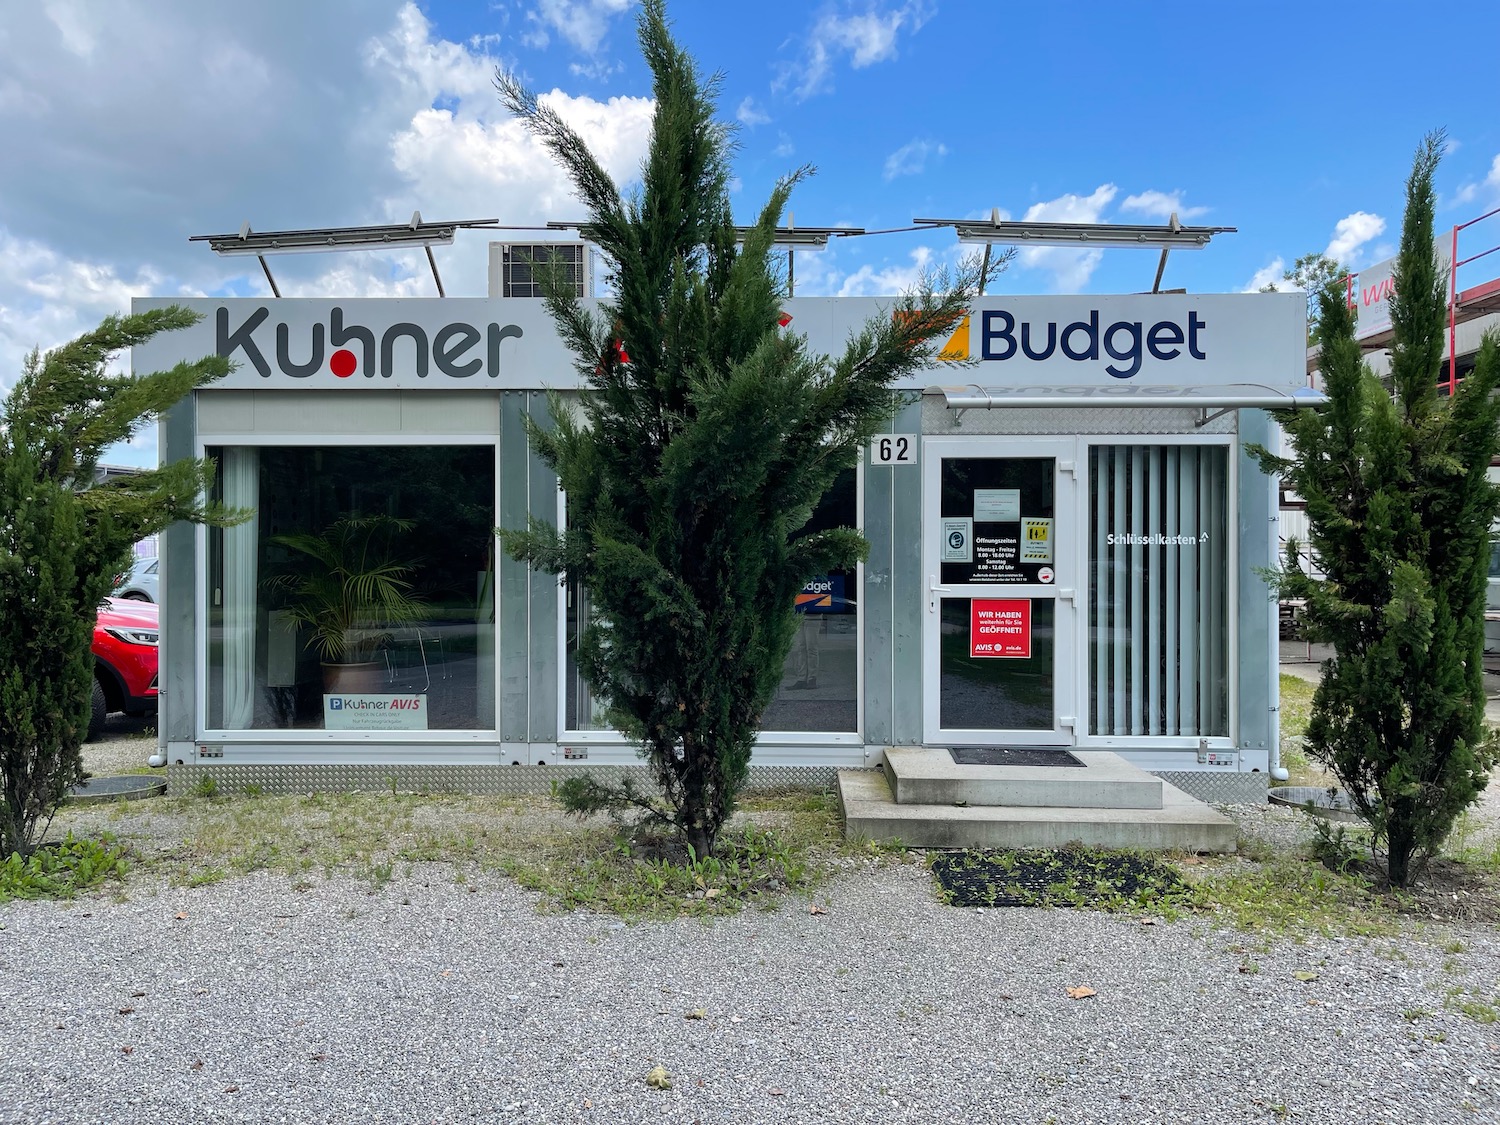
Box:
3;722;1492;1123
3;832;1499;1124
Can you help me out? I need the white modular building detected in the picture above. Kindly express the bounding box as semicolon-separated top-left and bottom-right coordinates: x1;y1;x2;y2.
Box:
133;272;1309;806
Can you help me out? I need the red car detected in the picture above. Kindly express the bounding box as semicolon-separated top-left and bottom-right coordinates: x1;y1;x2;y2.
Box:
90;597;159;741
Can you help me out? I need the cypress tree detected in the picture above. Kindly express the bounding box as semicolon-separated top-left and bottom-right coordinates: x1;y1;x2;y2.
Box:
1257;132;1500;887
1;308;233;857
497;0;985;856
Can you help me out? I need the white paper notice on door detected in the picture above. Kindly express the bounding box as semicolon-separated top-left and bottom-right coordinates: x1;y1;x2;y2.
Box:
1020;518;1054;563
973;489;1020;522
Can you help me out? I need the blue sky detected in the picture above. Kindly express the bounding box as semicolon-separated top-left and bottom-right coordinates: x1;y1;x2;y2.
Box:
4;1;1500;463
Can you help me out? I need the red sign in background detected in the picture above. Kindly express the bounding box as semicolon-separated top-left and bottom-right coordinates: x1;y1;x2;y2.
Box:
971;598;1031;658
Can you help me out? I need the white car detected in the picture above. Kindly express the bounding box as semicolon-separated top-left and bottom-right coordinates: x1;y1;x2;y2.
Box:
115;556;159;603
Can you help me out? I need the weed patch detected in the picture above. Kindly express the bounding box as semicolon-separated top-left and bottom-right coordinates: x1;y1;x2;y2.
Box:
1187;855;1395;938
499;798;846;920
0;834;129;902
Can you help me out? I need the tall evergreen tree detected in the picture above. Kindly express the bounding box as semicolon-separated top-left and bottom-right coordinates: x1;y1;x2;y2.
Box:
1256;132;1500;887
1;307;233;857
497;0;985;856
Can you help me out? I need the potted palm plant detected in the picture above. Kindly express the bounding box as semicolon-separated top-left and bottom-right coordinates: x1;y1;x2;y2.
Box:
267;513;424;695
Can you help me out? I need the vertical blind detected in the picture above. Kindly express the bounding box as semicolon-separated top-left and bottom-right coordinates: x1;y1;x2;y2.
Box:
1090;445;1229;737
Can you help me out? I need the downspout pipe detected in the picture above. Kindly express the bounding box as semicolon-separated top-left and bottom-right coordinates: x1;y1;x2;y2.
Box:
1268;484;1289;782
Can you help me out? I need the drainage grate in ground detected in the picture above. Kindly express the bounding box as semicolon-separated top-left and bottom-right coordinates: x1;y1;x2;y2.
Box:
948;747;1086;767
931;844;1190;909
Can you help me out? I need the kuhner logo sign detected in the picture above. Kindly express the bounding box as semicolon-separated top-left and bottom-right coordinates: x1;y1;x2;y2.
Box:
217;304;528;384
130;298;561;391
216;306;525;381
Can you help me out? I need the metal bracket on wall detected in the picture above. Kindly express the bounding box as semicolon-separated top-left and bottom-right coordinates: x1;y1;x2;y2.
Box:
1195;406;1236;428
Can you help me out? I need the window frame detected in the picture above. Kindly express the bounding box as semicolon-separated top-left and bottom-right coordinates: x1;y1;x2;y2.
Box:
194;432;502;743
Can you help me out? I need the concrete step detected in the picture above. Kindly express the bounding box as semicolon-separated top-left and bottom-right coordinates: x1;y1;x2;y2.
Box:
883;746;1163;809
838;769;1238;853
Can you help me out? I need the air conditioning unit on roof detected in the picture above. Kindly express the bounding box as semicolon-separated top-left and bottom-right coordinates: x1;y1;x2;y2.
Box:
489;242;589;298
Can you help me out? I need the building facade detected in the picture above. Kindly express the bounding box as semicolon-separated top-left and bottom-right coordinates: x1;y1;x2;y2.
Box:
133;287;1309;802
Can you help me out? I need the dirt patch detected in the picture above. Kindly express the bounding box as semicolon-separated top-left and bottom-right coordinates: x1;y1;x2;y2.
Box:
1374;857;1500;925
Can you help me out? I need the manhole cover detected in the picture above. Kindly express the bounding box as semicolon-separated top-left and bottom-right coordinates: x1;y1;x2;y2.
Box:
68;775;166;806
948;747;1085;767
1267;785;1362;823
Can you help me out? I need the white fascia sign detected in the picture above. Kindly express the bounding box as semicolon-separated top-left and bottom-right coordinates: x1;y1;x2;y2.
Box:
132;291;1306;394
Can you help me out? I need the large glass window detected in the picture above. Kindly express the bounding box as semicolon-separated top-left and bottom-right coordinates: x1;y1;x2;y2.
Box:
1089;444;1228;737
206;445;496;732
565;469;859;735
762;469;859;733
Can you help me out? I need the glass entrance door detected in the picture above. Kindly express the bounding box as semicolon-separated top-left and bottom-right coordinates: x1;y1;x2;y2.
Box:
922;439;1077;746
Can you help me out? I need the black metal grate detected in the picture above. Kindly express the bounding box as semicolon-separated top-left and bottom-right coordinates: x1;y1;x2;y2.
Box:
501;243;585;298
948;747;1086;767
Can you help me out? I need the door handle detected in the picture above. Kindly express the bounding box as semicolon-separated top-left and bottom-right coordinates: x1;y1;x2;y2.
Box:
928;574;938;614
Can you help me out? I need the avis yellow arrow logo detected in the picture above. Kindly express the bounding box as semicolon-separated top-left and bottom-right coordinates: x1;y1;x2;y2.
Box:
938;314;969;360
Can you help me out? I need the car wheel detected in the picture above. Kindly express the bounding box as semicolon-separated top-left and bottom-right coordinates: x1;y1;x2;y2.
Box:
122;592;151;602
87;678;108;742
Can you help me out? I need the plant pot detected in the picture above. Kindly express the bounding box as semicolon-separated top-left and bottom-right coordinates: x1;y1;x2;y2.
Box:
322;661;384;695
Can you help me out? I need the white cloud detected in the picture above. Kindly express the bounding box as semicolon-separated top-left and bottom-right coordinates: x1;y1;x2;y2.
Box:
834;245;937;298
526;0;632;56
1324;211;1385;266
1013;184;1118;292
736;96;770;127
773;131;796;158
569;57;623;81
0;227;192;468
0;228;172;366
1119;189;1208;220
1242;257;1287;293
882;138;946;181
1452;154;1500;209
0;1;657;403
43;0;99;59
775;1;934;101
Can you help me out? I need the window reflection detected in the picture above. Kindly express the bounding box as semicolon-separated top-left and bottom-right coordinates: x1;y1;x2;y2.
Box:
762;469;859;733
565;468;860;735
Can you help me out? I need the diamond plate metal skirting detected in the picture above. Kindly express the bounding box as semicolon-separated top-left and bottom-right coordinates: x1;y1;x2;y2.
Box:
165;763;842;798
920;400;1238;436
1152;770;1268;806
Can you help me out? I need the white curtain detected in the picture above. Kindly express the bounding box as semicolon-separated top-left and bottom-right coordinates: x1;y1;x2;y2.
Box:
222;448;259;728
